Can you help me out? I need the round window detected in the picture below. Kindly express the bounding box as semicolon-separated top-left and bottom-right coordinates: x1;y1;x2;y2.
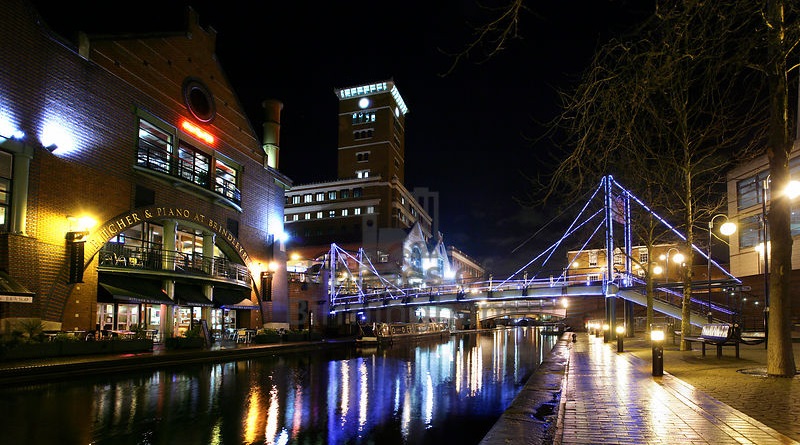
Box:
182;78;216;123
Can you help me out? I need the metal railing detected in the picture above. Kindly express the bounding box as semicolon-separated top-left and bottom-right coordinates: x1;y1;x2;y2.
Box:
97;245;250;284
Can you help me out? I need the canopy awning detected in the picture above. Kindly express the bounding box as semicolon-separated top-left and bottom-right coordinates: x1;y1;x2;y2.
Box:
0;271;34;303
98;274;174;305
174;283;213;307
213;286;258;309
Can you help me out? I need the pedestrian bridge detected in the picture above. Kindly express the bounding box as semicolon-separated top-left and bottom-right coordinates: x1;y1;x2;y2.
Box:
328;273;737;327
325;176;746;329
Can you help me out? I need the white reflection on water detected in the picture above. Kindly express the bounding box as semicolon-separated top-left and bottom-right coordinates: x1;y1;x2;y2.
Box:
358;358;368;431
264;385;281;445
339;360;350;425
424;372;434;426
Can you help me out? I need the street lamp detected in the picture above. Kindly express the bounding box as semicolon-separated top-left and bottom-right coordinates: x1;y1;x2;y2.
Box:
707;215;736;323
659;247;683;283
760;175;800;343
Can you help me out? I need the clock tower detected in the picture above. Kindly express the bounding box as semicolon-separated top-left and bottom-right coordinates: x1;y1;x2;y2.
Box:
334;80;408;182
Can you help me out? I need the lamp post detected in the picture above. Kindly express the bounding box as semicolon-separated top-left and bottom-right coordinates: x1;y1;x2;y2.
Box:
707;215;737;323
659;247;682;283
761;176;770;343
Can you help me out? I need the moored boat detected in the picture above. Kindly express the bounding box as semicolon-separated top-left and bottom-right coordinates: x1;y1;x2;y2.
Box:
358;321;449;344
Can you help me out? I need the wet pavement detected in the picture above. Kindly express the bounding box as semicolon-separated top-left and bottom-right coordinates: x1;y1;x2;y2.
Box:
483;331;800;444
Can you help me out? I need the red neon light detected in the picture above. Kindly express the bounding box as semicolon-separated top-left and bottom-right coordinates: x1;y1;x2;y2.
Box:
181;120;215;144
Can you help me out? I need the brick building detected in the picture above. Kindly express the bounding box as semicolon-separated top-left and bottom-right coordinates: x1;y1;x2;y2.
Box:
0;0;291;338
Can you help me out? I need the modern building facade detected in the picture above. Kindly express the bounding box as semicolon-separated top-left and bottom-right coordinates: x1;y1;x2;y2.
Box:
0;1;291;338
725;141;800;322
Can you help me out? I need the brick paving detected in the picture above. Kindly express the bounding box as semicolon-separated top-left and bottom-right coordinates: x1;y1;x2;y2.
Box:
482;331;800;444
555;334;799;444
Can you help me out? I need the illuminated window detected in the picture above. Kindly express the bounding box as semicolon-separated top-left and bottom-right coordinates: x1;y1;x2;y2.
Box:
214;158;240;204
328;210;335;218
316;192;325;201
639;250;649;264
354;208;361;215
292;195;301;204
177;142;210;187
328;191;337;200
340;189;349;199
0;151;10;232
304;213;311;220
316;211;323;219
588;251;598;267
137;118;172;174
352;111;376;125
342;209;349;216
137;117;240;206
367;206;375;214
356;169;370;178
292;214;298;221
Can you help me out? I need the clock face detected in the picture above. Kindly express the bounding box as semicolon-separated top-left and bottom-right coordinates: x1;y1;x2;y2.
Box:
358;98;371;109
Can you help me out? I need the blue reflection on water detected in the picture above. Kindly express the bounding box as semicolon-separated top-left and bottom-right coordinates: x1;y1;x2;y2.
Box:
0;327;555;445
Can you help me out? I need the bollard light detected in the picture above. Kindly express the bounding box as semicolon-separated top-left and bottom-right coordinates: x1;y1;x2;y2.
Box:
602;323;610;343
650;327;665;376
616;325;625;352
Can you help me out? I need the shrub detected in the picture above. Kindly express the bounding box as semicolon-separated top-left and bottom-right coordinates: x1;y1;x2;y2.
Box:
16;319;45;342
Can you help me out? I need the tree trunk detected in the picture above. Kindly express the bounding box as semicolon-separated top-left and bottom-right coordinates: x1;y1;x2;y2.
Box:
765;0;797;378
646;261;654;333
680;211;694;351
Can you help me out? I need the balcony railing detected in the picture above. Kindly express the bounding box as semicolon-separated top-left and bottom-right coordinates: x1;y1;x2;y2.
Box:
137;144;241;205
97;245;250;285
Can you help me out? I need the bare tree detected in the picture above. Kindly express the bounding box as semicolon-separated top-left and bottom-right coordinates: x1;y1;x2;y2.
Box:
453;0;798;375
543;2;764;350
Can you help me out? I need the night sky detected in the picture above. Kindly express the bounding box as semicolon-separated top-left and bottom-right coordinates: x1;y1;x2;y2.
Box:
31;0;651;276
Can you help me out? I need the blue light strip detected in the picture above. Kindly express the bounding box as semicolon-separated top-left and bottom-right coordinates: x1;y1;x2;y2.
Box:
608;177;740;283
501;179;606;287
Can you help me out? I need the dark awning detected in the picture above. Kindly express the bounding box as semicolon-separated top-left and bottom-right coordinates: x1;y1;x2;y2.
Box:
213;286;258;309
174;283;213;307
0;271;34;303
98;274;175;305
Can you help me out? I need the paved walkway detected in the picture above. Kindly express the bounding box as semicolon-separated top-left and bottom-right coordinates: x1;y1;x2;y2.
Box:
482;331;800;444
555;334;799;444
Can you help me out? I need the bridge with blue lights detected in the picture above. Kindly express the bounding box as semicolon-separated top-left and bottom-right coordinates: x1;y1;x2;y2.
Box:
323;175;747;329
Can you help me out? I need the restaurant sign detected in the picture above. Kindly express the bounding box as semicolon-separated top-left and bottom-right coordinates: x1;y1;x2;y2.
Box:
85;206;251;264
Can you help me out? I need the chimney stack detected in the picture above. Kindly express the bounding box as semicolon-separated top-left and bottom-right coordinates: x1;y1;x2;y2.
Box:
262;99;283;169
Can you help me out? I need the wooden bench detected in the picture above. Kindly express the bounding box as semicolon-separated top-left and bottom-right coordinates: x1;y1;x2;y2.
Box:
682;323;739;358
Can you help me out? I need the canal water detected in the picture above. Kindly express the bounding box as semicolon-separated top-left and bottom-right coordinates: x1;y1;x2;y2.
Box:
0;327;556;445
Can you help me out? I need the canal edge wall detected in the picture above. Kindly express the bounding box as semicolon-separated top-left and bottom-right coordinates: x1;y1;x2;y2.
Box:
478;333;571;445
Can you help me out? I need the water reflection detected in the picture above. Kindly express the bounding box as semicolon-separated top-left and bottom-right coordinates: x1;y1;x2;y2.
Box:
0;327;555;445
